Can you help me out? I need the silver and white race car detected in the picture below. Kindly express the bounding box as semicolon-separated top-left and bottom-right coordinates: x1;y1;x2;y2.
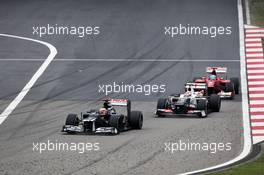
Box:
156;83;221;118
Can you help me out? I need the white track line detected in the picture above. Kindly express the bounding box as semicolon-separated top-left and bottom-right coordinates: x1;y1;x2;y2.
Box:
248;81;264;85
246;48;263;52
0;34;57;125
251;115;264;119
246;34;264;37
250;108;264;112
251;122;264;126
246;59;264;62
247;69;264;73
246;29;264;33
246;43;262;47
248;75;264;79
250;101;264;105
245;38;261;42
180;0;252;174
246;54;263;57
249;94;264;97
247;64;264;67
0;58;240;62
252;130;264;134
249;87;264;91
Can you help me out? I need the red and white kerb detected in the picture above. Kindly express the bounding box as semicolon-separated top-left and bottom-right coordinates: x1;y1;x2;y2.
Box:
245;25;264;144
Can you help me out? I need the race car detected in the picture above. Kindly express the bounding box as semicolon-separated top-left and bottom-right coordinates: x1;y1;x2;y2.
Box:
193;67;239;99
62;99;143;135
156;83;221;118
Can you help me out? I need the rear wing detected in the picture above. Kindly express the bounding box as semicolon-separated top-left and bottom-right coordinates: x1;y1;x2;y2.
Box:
109;99;131;117
110;99;130;106
185;83;207;90
206;67;227;73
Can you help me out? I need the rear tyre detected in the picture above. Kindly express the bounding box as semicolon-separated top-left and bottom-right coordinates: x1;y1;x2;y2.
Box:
65;114;79;126
230;77;239;94
129;111;143;129
156;98;168;117
209;94;221;112
197;99;207;118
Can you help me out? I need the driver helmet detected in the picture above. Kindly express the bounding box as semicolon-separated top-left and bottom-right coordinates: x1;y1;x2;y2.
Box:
209;74;216;80
185;88;192;96
99;108;108;116
197;90;205;97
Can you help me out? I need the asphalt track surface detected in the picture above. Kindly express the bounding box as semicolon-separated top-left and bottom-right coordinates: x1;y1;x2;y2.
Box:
0;0;243;174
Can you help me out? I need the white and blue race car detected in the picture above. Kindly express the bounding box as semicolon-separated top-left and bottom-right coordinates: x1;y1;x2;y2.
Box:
62;99;143;135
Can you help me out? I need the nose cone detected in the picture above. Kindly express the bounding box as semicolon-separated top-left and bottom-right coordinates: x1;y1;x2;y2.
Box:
208;81;215;87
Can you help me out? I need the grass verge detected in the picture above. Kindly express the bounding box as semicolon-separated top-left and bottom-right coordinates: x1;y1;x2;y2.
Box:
250;0;264;26
210;149;264;175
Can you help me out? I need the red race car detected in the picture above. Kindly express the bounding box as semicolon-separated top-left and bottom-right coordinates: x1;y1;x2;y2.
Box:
193;67;239;99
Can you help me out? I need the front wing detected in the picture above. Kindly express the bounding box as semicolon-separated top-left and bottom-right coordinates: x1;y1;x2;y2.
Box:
62;125;119;134
217;91;234;98
156;109;206;117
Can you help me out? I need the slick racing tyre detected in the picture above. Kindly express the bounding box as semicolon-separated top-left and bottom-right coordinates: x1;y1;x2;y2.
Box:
109;115;123;134
156;98;168;117
65;114;79;126
157;98;167;109
129;111;143;129
225;82;234;92
209;94;221;112
109;115;124;132
225;82;235;99
197;99;207;118
230;77;239;94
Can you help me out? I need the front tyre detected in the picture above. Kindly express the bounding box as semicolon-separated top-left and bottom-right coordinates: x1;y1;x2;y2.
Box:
156;98;168;117
65;114;79;126
230;77;239;94
197;99;208;118
225;82;234;92
109;115;124;133
209;94;221;112
64;114;79;134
